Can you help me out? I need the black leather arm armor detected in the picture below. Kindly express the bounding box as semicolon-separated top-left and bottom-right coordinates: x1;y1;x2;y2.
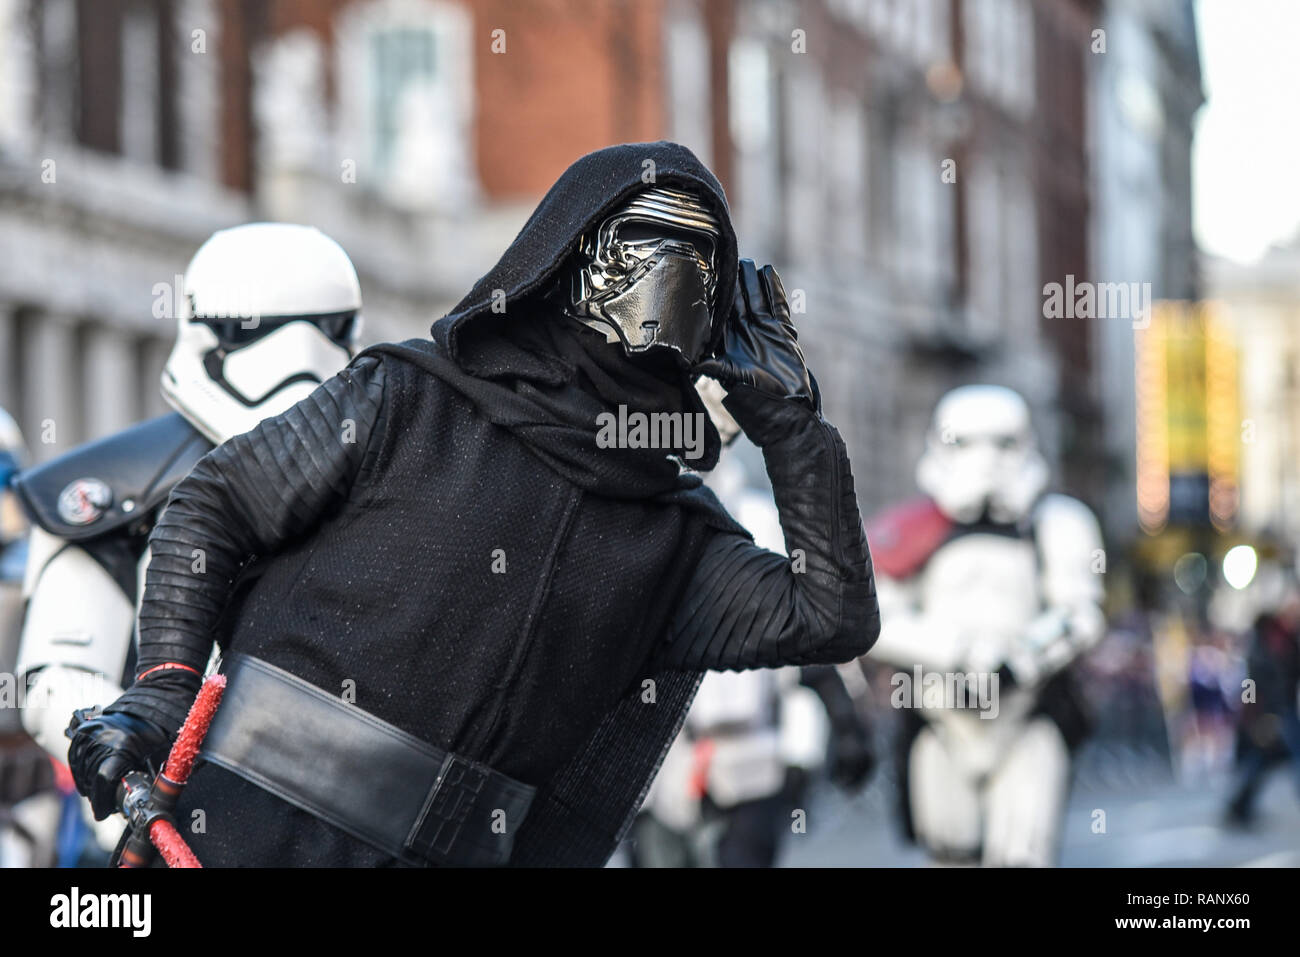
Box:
105;357;387;733
665;389;879;671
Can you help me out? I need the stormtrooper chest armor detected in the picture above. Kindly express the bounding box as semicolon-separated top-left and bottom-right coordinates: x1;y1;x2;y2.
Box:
918;531;1041;656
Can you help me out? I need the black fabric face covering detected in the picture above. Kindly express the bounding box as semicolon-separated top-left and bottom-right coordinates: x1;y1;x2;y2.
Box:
453;300;720;474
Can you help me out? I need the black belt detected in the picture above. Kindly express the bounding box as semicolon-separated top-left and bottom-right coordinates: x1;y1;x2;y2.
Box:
199;653;535;867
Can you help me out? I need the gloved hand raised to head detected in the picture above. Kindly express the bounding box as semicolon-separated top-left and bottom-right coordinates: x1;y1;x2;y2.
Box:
693;260;822;445
66;707;172;821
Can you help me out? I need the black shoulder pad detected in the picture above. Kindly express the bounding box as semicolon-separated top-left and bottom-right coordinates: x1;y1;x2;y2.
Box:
12;413;213;541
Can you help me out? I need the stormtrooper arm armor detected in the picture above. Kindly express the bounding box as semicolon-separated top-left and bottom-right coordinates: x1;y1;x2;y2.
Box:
16;528;134;760
1004;495;1106;687
664;397;879;671
104;357;387;734
864;572;976;674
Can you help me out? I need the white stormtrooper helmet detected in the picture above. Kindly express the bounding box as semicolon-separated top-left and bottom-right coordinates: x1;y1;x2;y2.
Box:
161;223;363;444
916;384;1050;525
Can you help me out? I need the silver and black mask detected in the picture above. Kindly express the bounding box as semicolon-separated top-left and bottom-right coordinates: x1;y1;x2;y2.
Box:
565;187;721;364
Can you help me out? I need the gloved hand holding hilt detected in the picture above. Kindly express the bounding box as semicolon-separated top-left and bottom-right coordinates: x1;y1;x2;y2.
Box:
98;675;226;868
66;706;173;822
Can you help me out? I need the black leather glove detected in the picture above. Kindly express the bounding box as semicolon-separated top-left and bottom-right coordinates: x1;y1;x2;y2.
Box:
66;708;172;820
694;260;821;443
828;723;876;792
782;764;810;805
799;665;876;791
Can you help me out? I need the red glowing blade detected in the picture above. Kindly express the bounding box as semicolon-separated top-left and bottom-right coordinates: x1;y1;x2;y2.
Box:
162;674;227;785
149;819;202;869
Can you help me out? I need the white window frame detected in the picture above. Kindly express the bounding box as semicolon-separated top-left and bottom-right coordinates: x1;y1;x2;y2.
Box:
335;0;475;209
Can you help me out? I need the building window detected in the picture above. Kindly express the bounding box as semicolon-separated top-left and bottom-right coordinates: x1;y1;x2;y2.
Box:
370;26;436;176
336;0;475;212
120;3;159;166
728;37;780;250
729;38;772;154
964;0;1034;117
663;4;712;167
966;154;1002;336
894;133;949;294
75;0;122;153
828;96;867;262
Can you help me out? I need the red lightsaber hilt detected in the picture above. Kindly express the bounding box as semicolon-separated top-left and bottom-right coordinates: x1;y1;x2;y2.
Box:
118;674;226;868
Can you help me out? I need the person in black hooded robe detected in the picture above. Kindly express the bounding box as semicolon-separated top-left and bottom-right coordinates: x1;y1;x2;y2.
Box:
66;142;880;867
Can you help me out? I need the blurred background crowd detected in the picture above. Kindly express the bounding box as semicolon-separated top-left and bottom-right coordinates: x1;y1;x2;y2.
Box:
1;0;1298;867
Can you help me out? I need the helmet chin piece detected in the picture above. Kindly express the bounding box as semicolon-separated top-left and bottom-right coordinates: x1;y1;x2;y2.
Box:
576;252;714;363
162;319;352;444
986;451;1050;522
221;321;352;404
566;187;721;364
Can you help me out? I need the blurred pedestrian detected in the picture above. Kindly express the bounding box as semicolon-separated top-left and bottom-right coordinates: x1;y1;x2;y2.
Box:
1224;589;1300;825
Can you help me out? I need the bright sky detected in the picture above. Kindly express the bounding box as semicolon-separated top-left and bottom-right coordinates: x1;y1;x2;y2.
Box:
1193;0;1300;263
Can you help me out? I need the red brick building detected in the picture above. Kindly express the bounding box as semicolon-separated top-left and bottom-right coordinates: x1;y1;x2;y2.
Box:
0;0;1191;521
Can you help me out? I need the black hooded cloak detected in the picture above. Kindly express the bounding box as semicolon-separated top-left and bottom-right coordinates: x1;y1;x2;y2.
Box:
361;141;745;864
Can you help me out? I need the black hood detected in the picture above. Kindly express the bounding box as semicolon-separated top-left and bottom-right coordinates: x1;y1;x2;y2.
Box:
431;140;739;367
367;142;741;491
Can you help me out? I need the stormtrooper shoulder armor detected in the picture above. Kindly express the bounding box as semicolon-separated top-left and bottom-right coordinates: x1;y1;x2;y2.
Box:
13;413;212;542
865;496;953;580
1032;493;1103;559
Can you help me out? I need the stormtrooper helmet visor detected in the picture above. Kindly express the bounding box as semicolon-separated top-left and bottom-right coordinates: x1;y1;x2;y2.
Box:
202;315;357;407
195;310;359;351
568;187;721;364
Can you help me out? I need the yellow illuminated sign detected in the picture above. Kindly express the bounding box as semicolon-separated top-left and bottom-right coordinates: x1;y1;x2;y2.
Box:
1134;301;1240;534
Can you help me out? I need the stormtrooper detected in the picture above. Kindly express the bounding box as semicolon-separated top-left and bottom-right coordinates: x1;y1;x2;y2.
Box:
866;385;1104;866
12;223;362;857
66;141;879;868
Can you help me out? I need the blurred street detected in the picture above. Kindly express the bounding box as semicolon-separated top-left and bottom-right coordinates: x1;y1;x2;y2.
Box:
782;758;1300;868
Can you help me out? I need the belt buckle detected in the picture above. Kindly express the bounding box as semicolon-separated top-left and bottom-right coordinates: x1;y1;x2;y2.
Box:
407;753;495;866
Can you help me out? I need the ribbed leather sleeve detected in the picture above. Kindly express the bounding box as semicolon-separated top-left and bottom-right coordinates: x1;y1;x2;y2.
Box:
106;357;387;733
666;392;879;671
